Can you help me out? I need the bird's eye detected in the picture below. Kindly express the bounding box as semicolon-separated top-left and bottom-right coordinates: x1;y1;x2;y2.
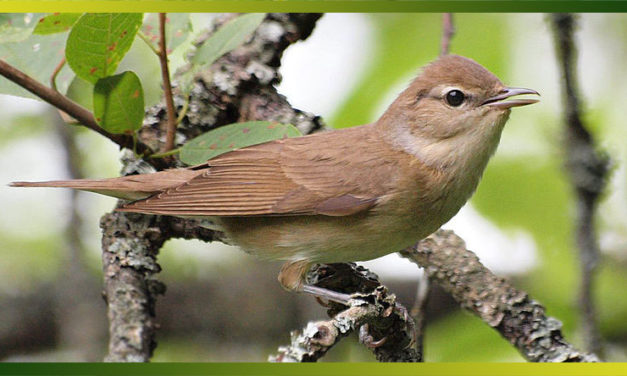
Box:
445;90;465;107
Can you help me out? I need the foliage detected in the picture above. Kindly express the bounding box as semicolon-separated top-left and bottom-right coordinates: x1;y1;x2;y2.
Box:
177;13;265;95
66;13;144;84
93;71;145;134
180;121;301;165
0;31;73;98
140;13;192;54
0;13;43;42
0;11;292;153
33;13;80;35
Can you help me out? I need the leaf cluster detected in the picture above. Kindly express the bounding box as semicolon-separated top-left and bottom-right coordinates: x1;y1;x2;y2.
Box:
0;13;299;163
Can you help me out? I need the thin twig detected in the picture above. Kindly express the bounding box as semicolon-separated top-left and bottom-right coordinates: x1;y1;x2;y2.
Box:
410;272;429;360
0;59;156;159
49;57;78;124
440;13;455;56
157;13;178;153
50;57;66;91
550;13;608;358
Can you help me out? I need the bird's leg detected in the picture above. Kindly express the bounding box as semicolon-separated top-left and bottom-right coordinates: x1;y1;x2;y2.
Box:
392;302;416;348
301;284;353;305
278;259;311;291
279;260;354;305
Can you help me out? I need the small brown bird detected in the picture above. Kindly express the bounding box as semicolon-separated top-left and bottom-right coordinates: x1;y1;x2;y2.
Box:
12;55;539;300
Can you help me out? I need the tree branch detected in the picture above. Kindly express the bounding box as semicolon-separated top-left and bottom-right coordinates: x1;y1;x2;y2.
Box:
157;13;178;153
550;13;609;357
400;230;600;362
101;212;166;362
410;272;429;360
0;59;156;159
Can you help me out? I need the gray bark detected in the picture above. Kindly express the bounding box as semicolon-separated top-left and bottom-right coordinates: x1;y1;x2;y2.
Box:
400;230;600;362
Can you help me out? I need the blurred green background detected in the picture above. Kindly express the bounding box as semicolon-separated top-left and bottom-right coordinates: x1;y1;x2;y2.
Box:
0;13;625;361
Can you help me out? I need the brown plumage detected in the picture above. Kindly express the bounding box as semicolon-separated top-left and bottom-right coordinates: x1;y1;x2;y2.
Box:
11;55;539;294
119;125;399;217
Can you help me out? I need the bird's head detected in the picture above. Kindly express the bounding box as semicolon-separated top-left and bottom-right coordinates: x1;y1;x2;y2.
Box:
378;54;539;169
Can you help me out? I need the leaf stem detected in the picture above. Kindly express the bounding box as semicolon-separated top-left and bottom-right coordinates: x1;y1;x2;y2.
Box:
137;30;160;56
148;148;180;159
176;97;189;125
158;13;178;153
50;57;66;92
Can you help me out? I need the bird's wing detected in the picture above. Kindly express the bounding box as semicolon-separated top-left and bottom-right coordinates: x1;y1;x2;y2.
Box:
119;125;400;217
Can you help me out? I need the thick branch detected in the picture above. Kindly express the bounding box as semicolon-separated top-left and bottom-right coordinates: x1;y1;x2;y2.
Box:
101;212;166;362
400;230;600;362
0;59;155;158
550;13;609;357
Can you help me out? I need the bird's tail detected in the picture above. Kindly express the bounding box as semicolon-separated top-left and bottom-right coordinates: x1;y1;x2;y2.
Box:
10;169;203;201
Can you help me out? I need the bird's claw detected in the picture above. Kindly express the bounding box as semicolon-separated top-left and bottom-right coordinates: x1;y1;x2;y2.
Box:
359;324;388;349
394;302;417;349
315;296;331;307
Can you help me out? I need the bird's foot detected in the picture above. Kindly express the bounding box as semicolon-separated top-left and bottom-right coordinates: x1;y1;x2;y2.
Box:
359;323;388;349
314;296;332;307
393;302;416;349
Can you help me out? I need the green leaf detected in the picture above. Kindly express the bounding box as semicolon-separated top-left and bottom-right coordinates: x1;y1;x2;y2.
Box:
141;13;192;54
66;75;94;111
180;121;301;165
93;71;144;134
66;13;143;84
178;13;265;94
0;32;74;99
192;13;265;66
33;13;81;35
0;13;43;43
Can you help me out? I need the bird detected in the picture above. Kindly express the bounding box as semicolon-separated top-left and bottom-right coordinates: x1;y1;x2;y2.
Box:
12;54;539;301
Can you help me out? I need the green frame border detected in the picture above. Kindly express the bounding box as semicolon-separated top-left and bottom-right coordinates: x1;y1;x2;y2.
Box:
1;362;627;375
0;1;625;12
0;0;625;373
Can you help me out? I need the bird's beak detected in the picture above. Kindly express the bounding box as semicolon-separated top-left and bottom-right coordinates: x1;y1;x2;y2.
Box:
482;87;540;109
